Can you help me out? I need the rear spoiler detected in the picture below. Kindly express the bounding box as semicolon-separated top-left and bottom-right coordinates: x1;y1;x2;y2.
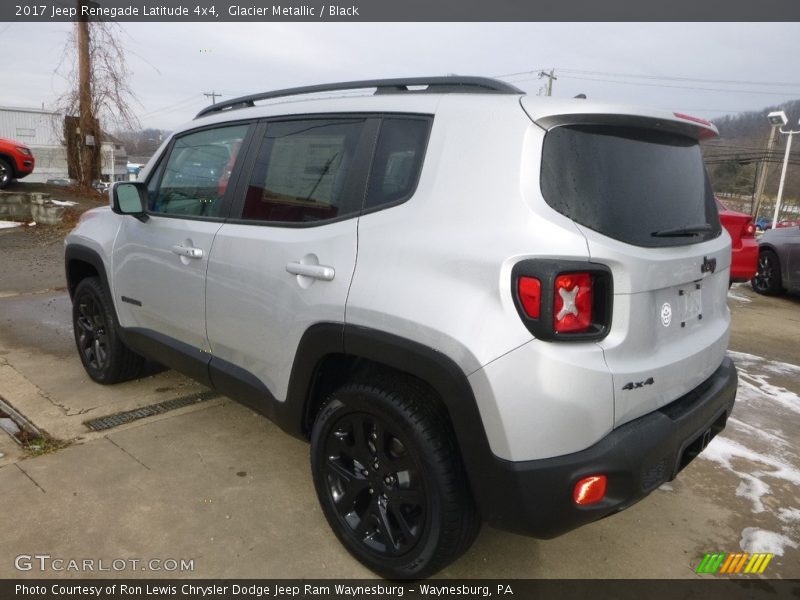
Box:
521;98;718;141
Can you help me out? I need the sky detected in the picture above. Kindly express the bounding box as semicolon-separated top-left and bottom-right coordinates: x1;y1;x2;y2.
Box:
2;21;799;131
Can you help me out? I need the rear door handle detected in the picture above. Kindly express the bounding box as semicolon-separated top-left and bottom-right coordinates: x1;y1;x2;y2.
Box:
286;262;335;281
171;245;204;259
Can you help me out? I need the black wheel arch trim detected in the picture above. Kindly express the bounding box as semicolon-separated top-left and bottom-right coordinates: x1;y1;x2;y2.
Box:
65;244;112;301
330;324;498;522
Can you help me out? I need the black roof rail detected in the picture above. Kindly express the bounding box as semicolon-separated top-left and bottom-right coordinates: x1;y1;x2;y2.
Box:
195;76;523;119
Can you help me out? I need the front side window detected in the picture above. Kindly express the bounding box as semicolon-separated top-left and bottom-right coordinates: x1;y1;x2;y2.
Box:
150;124;248;218
242;119;364;224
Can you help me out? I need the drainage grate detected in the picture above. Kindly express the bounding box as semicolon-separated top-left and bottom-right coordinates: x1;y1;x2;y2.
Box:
84;390;220;431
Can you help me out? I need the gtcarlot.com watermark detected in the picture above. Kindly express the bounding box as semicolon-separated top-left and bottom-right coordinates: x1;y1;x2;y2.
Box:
14;554;194;573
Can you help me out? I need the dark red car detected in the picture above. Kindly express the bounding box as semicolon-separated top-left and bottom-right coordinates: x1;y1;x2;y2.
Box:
0;137;35;189
716;198;757;283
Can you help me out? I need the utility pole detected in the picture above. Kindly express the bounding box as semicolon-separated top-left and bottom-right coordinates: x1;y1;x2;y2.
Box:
77;1;93;187
538;69;557;96
751;124;780;219
203;91;222;105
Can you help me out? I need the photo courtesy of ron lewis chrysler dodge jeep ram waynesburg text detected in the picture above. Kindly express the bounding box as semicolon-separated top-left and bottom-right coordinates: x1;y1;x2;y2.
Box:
64;77;737;579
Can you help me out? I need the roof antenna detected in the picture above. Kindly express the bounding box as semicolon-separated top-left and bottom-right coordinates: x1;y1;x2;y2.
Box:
574;93;587;99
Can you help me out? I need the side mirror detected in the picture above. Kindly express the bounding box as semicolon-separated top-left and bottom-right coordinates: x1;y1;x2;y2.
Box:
112;182;148;221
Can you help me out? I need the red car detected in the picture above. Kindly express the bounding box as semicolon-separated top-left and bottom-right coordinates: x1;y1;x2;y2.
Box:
716;198;757;283
0;137;35;189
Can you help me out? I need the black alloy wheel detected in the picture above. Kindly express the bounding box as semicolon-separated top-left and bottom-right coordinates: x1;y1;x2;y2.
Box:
75;291;109;371
310;382;480;579
322;411;427;557
0;158;12;189
751;250;783;296
72;277;145;383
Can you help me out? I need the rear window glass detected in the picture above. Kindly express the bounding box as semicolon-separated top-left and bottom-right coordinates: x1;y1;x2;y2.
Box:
541;125;720;247
365;117;431;209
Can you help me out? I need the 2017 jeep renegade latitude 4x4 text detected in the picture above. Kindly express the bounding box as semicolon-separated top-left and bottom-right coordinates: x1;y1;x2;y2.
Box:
65;77;738;578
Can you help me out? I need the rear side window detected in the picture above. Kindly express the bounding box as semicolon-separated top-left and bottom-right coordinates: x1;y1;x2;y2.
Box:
365;117;431;210
541;125;720;248
242;119;364;224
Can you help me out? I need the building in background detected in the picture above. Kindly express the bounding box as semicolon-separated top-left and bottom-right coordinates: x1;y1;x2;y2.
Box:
0;106;127;184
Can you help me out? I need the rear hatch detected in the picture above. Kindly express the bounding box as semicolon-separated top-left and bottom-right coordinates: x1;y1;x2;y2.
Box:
523;99;731;427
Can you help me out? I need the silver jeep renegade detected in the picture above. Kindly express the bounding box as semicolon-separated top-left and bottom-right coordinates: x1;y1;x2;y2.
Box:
65;76;738;578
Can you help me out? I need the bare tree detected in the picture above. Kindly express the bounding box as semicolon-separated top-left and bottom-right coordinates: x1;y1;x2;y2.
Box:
53;7;139;188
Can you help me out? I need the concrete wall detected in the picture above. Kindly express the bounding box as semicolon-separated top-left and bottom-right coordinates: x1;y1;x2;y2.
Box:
24;145;69;183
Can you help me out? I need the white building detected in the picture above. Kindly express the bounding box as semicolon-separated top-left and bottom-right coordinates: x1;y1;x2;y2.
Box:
0;106;127;183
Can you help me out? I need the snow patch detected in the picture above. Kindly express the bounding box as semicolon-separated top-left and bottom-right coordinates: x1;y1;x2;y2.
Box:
740;527;798;556
735;478;771;513
727;351;800;416
0;221;23;229
737;374;800;417
658;483;673;492
729;350;800;377
50;199;78;207
778;508;800;523
728;417;790;450
727;289;752;303
700;435;800;514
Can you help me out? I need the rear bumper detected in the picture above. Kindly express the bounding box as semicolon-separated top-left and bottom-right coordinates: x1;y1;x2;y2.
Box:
730;240;758;282
473;357;737;537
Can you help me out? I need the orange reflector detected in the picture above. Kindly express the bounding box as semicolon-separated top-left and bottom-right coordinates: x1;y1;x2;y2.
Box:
573;475;607;505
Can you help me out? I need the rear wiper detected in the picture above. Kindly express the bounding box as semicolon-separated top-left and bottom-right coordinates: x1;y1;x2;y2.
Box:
651;224;712;237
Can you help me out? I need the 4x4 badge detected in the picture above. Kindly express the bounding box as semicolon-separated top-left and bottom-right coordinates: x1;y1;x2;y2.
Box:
622;377;655;391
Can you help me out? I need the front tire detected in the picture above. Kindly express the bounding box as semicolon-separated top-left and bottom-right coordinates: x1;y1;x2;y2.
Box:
72;277;145;383
310;381;479;579
0;158;12;189
751;249;783;296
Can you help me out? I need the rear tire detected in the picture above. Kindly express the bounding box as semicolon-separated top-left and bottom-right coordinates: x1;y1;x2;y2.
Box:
751;249;783;296
72;277;145;383
0;158;12;189
310;380;480;579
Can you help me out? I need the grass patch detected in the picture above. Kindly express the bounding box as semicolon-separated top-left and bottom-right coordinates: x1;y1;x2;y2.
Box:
18;431;68;457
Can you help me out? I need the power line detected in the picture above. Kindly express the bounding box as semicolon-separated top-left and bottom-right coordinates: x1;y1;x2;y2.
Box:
138;95;203;119
522;74;800;96
494;67;800;89
556;68;800;89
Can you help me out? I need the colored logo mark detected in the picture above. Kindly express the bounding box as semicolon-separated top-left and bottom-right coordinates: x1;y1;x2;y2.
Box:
696;552;773;574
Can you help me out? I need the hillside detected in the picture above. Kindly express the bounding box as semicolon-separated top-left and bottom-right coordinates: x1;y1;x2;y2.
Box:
703;99;800;218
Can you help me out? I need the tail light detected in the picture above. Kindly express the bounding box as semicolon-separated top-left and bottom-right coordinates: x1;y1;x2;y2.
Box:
512;260;612;342
517;276;542;319
742;221;756;238
553;273;592;333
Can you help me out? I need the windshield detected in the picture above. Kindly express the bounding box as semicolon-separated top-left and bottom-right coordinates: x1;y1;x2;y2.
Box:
540;124;721;248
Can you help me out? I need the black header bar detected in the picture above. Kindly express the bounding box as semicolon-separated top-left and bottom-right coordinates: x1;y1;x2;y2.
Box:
3;0;800;22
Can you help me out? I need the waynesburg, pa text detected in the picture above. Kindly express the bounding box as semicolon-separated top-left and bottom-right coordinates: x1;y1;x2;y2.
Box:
15;583;514;598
